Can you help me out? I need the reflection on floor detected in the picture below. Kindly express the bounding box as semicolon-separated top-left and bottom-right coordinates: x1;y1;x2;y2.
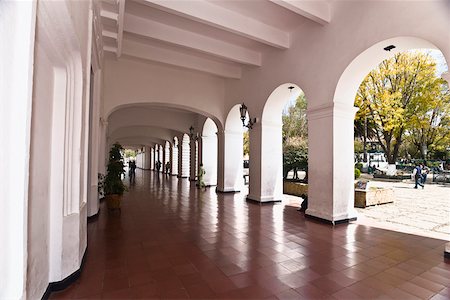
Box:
51;170;450;299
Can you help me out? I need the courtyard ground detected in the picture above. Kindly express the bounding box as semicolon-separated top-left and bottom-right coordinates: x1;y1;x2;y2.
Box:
354;180;450;241
281;179;450;241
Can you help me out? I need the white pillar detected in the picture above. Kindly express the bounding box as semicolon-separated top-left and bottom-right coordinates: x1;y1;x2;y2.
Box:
189;139;197;181
179;135;190;177
172;143;178;176
305;103;358;224
98;120;108;175
217;130;243;192
144;146;151;169
150;147;155;170
164;142;170;172
87;70;102;217
247;121;283;202
441;72;450;258
0;2;36;298
202;134;218;186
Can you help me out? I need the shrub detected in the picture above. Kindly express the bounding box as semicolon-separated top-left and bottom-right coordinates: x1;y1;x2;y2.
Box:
104;143;126;195
355;162;363;171
355;168;361;179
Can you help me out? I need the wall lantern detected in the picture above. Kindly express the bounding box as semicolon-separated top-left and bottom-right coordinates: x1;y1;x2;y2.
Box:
189;126;199;140
240;103;257;129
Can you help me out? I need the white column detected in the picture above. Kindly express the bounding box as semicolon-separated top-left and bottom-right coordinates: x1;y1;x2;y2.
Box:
441;72;450;258
305;103;358;223
217;130;243;192
150;147;155;170
98;120;108;175
172;143;179;176
164;143;170;172
247;121;283;202
144;146;151;169
190;139;197;181
179;136;190;177
202;134;218;186
87;70;102;217
0;1;36;298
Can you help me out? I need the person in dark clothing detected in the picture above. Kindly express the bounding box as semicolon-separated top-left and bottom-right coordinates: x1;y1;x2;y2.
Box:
413;164;424;189
129;160;136;183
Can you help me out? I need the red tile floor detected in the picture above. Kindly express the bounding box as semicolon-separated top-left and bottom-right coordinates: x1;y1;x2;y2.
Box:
51;170;450;299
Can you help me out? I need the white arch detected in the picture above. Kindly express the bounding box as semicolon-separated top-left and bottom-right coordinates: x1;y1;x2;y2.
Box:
334;37;447;106
201;118;218;186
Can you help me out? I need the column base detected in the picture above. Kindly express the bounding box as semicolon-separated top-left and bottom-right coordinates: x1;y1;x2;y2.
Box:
445;242;450;259
305;208;357;225
216;187;240;193
246;194;282;204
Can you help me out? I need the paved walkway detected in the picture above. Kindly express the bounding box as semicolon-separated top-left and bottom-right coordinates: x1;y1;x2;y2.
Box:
354;180;450;241
49;170;450;299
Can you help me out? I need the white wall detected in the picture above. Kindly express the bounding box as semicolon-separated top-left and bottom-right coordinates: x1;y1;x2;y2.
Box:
27;39;54;300
0;2;36;298
87;69;102;217
102;56;226;124
24;1;92;298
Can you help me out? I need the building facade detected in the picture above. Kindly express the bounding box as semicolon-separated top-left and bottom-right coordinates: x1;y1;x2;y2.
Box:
1;0;449;298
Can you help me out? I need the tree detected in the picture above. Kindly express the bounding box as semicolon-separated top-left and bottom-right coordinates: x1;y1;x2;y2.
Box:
355;51;449;164
406;80;450;159
283;143;308;179
283;93;308;145
282;93;308;179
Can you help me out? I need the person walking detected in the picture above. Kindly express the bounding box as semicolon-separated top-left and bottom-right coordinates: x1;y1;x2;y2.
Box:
412;163;424;189
421;165;429;186
129;160;136;183
165;161;171;175
197;163;206;190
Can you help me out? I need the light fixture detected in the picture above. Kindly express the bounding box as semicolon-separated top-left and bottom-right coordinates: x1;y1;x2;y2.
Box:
288;86;295;92
189;126;199;140
240;103;257;129
383;45;396;52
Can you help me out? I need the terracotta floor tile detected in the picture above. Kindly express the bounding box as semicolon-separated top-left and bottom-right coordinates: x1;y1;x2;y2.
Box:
410;275;445;293
294;283;331;299
398;281;436;299
48;171;449;299
274;288;302;300
331;287;363;300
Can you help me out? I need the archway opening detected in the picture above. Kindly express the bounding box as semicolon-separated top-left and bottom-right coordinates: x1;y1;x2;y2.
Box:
164;141;171;174
254;83;305;203
341;40;450;240
172;136;179;176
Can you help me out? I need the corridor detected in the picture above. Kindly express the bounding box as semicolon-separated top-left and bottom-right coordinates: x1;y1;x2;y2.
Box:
51;170;450;299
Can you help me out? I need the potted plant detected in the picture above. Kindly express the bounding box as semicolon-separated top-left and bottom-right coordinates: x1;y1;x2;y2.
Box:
104;142;126;211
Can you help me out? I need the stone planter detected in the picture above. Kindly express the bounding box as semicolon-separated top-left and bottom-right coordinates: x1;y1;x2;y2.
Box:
283;180;394;208
354;187;394;208
283;181;308;196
